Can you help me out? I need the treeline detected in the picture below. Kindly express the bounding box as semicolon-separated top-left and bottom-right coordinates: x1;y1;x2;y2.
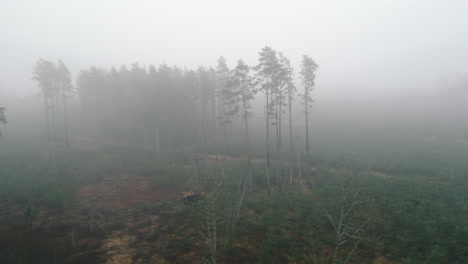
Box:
32;46;318;193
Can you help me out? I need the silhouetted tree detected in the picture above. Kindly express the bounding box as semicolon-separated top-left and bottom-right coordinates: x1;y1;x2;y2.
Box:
56;60;73;147
274;52;289;192
231;59;255;194
299;55;318;180
281;55;297;184
255;46;280;195
33;59;57;158
216;56;237;167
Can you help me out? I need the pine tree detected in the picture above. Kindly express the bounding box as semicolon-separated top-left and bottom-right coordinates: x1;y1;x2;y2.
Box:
255;46;280;195
231;59;256;194
280;55;297;185
216;56;237;167
299;55;318;182
56;60;73;148
33;59;57;158
274;52;289;192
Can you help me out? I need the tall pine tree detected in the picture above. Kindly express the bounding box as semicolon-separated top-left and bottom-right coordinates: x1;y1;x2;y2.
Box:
299;55;318;182
255;46;280;195
231;59;255;194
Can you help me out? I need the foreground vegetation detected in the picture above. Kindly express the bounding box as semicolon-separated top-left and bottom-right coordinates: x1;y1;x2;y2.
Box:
0;128;466;264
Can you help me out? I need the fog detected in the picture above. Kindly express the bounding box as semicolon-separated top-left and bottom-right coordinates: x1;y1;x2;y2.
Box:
2;0;467;99
1;1;468;264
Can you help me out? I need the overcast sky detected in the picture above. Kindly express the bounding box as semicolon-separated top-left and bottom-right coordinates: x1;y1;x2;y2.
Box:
1;0;467;99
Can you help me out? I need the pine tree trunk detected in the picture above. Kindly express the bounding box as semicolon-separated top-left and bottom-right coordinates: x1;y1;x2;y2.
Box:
143;120;148;152
44;96;52;159
62;90;70;148
305;100;310;159
242;81;253;195
265;78;271;196
80;100;85;150
222;97;227;170
169;118;173;152
277;82;283;192
275;83;280;193
211;96;216;139
223;123;226;166
51;96;58;154
155;120;160;154
288;82;294;185
55;95;60;148
298;151;302;187
305;88;311;185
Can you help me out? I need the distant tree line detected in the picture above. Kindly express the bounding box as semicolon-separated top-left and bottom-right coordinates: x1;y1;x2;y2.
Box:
33;46;318;194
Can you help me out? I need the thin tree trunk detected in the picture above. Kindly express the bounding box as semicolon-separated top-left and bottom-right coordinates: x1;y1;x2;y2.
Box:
155;124;160;154
298;151;302;187
202;97;208;156
211;95;216;139
232;175;247;228
55;94;61;147
277;81;283;192
51;96;58;154
241;81;253;194
116;95;124;169
168;116;173;152
305;90;311;184
142;118;148;152
305;95;310;160
222;96;227;173
222;122;226;176
44;96;52;159
265;78;271;196
288;81;294;184
275;82;280;193
62;90;69;148
80;100;85;150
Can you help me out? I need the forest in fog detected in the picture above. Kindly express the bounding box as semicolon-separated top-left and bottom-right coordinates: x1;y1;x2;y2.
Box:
1;0;468;264
30;47;319;196
0;45;467;264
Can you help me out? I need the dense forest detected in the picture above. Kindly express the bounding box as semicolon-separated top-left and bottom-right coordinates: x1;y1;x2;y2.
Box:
30;47;321;197
0;45;467;264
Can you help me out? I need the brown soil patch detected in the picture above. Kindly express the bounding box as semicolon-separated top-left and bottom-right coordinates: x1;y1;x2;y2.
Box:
76;175;167;212
68;175;184;263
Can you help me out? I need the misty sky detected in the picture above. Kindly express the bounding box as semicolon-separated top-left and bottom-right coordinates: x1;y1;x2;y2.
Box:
1;0;467;99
